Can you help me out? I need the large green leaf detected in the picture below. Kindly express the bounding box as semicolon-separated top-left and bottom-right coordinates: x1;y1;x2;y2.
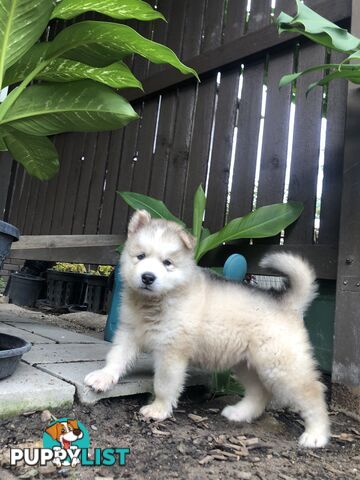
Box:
1;80;139;135
277;0;360;53
2;128;59;179
279;63;344;88
192;185;206;242
118;191;185;227
0;0;54;88
195;202;303;262
5;53;143;90
3;43;49;86
307;68;360;93
47;21;198;78
52;0;165;22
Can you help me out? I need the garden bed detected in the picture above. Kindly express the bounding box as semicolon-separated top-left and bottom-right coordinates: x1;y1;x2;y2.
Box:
0;392;359;479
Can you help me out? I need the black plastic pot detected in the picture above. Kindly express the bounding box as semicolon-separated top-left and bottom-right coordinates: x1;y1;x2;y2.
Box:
8;273;46;307
86;274;109;313
46;270;86;307
0;221;20;270
0;333;31;380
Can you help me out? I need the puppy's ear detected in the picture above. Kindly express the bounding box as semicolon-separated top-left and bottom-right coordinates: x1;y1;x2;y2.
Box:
45;422;61;440
128;210;151;236
68;419;79;430
179;230;196;250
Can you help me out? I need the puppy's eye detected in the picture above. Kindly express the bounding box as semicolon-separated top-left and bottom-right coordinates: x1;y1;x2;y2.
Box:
163;259;172;267
137;253;145;260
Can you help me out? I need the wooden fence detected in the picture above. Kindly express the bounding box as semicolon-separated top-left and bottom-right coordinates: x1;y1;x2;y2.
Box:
1;0;350;278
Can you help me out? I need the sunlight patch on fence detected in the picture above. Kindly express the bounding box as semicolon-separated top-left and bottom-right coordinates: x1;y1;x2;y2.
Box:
225;65;245;222
152;95;162;154
271;0;276;18
314;115;328;242
251;82;268;211
282;102;297;205
204;72;221;197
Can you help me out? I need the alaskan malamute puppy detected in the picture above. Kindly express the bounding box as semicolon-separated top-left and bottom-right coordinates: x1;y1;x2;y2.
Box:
85;210;330;448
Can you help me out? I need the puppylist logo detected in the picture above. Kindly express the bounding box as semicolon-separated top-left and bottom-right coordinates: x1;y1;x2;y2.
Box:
10;417;130;468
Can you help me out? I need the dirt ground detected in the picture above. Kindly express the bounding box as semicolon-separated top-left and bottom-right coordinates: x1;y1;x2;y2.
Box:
0;305;359;479
0;392;360;480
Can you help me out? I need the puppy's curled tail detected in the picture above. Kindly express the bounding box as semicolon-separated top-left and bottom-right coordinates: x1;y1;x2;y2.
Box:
259;252;318;315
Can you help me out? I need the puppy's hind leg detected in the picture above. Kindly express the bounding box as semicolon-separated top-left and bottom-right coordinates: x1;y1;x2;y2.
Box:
297;381;330;448
221;363;270;423
255;353;330;448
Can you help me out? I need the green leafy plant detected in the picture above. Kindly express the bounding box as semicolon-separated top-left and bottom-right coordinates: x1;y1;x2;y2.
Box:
119;186;303;263
277;0;360;92
53;262;87;273
53;262;113;275
0;0;197;180
0;276;6;293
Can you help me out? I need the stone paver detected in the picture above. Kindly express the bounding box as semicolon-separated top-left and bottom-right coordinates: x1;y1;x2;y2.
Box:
23;343;110;365
0;362;75;418
8;323;107;344
0;312;41;323
38;357;210;405
0;306;210;413
0;323;56;344
40;361;154;405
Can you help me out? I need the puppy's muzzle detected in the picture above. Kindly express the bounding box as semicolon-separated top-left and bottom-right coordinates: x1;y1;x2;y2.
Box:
142;272;156;286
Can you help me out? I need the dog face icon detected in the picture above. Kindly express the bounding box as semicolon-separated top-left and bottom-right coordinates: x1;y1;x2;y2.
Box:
45;419;83;450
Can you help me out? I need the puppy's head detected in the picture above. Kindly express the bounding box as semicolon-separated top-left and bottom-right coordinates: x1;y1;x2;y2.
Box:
121;210;196;296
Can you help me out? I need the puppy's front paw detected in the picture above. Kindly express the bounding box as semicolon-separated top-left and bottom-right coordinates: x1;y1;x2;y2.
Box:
140;401;172;421
84;368;117;392
221;404;254;423
299;431;329;448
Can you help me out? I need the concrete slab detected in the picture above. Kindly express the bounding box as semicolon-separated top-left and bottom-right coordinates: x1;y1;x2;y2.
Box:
0;323;56;344
39;355;210;405
0;362;75;418
0;312;42;323
0;304;49;322
23;343;110;365
8;323;107;344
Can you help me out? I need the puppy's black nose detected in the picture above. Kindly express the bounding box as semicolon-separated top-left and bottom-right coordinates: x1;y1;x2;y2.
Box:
142;272;156;285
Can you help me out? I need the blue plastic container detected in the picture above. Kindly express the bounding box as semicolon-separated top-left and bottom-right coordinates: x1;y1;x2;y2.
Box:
104;265;122;342
223;254;247;282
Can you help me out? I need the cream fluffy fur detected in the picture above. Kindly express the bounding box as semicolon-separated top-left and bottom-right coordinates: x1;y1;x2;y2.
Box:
85;210;330;448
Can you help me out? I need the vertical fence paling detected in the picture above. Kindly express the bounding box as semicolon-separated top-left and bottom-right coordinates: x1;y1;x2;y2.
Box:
2;0;348;265
111;103;142;234
285;43;326;245
97;129;126;234
205;68;240;232
181;75;218;227
130;97;159;196
317;52;348;246
256;50;293;208
228;60;265;220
